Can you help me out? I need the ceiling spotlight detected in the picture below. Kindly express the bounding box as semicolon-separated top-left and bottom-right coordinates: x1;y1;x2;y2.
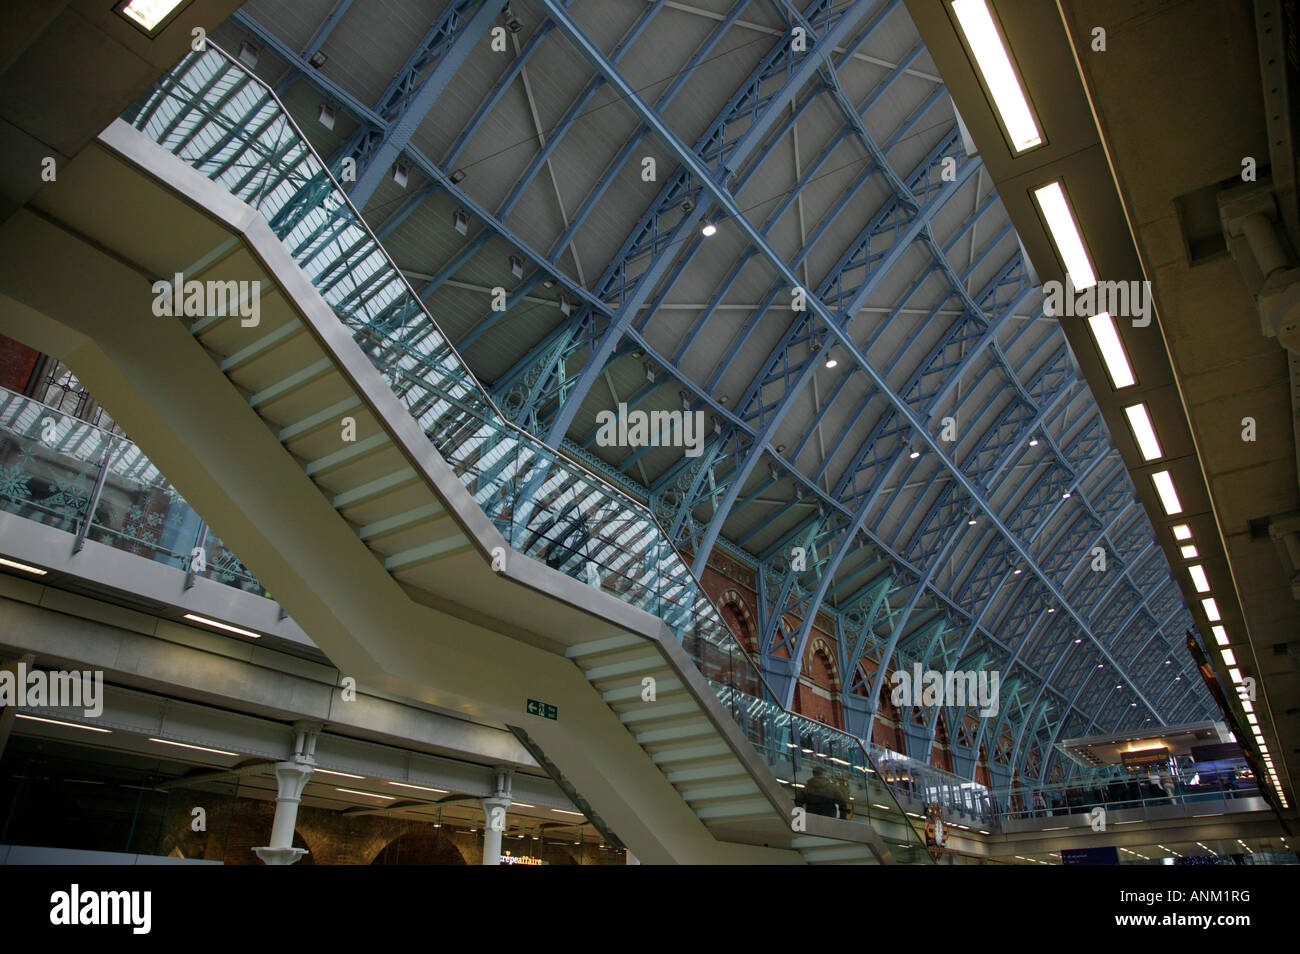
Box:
509;255;524;280
967;518;977;526
237;41;260;69
909;449;921;459
1028;437;1039;447
702;221;717;237
450;168;467;184
1047;607;1055;613
542;277;556;289
310;50;328;69
1061;491;1071;499
1013;568;1022;575
824;355;838;368
452;208;469;235
317;103;336;130
392;162;409;188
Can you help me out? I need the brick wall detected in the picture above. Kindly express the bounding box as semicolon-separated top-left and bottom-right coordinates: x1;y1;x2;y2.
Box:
0;334;39;392
151;791;625;865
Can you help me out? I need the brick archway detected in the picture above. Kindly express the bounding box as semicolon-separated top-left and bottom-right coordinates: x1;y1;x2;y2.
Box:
794;637;843;727
369;828;468;865
717;588;758;654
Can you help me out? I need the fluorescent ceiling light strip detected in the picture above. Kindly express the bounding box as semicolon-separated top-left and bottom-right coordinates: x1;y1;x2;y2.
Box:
1123;403;1162;460
1151;470;1182;515
1202;598;1220;621
1088;313;1135;389
1180;545;1198;559
149;737;237;757
387;781;448;793
1221;649;1236;666
950;0;1042;151
183;613;262;639
1172;524;1192;540
1211;625;1229;646
315;768;365;780
335;788;394;800
0;556;48;575
1033;181;1095;288
15;714;111;734
1187;564;1210;593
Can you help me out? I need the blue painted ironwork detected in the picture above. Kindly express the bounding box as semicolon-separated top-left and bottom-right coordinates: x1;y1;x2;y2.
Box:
224;4;1212;790
344;0;500;208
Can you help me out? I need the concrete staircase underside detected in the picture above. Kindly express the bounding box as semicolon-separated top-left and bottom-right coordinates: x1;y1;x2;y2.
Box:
0;119;895;864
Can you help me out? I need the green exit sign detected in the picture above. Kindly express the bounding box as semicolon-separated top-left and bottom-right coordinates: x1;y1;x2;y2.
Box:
526;699;558;720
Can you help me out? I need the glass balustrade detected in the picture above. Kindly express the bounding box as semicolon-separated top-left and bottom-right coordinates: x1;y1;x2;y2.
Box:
0;387;263;596
992;774;1263;825
109;43;939;855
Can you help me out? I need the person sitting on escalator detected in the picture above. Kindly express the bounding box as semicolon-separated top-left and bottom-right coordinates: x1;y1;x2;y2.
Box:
800;765;848;818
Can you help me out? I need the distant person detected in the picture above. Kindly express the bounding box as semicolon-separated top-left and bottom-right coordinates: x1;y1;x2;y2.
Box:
800;765;848;818
1158;770;1175;800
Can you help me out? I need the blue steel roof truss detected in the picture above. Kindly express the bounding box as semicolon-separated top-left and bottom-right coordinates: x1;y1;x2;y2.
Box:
228;0;1212;791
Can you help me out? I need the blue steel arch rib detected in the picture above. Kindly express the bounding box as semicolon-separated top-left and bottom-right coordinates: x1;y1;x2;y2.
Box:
336;0;501;208
232;1;1210;790
739;273;1081;754
1011;557;1197;786
493;0;892;437
554;1;1200;762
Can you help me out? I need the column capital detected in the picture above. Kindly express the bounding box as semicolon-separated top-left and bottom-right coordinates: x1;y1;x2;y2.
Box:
272;759;314;801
